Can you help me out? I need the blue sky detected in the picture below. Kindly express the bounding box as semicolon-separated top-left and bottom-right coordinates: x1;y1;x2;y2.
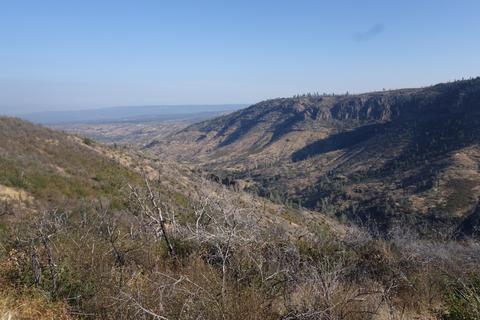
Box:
1;0;479;114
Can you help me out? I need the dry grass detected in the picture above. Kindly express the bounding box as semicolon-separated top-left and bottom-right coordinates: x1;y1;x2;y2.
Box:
0;291;71;320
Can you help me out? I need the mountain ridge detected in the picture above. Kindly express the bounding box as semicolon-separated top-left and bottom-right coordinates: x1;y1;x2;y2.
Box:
18;104;246;124
145;77;480;236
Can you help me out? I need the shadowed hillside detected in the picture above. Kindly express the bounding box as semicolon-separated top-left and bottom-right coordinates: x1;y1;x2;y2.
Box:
146;78;480;236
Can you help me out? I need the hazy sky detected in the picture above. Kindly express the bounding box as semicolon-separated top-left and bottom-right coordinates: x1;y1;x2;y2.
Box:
1;0;480;114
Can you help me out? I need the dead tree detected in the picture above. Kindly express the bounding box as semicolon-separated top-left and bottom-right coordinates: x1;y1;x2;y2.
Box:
129;179;176;259
96;204;126;267
186;185;261;301
24;209;65;298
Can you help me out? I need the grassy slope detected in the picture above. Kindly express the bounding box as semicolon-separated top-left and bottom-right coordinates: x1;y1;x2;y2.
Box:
0;117;142;208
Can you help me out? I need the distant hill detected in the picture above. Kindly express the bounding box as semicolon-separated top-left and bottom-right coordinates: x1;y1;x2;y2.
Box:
146;78;480;236
19;104;246;124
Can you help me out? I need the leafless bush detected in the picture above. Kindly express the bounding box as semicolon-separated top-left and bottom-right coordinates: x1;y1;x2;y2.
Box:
4;176;480;319
128;179;177;258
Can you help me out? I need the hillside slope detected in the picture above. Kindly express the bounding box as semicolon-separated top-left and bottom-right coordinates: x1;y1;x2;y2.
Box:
0;116;330;235
146;78;480;236
0;117;143;209
0;117;349;318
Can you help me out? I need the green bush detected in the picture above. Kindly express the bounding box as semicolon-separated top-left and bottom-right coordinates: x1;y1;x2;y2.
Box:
82;137;95;146
444;275;480;320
